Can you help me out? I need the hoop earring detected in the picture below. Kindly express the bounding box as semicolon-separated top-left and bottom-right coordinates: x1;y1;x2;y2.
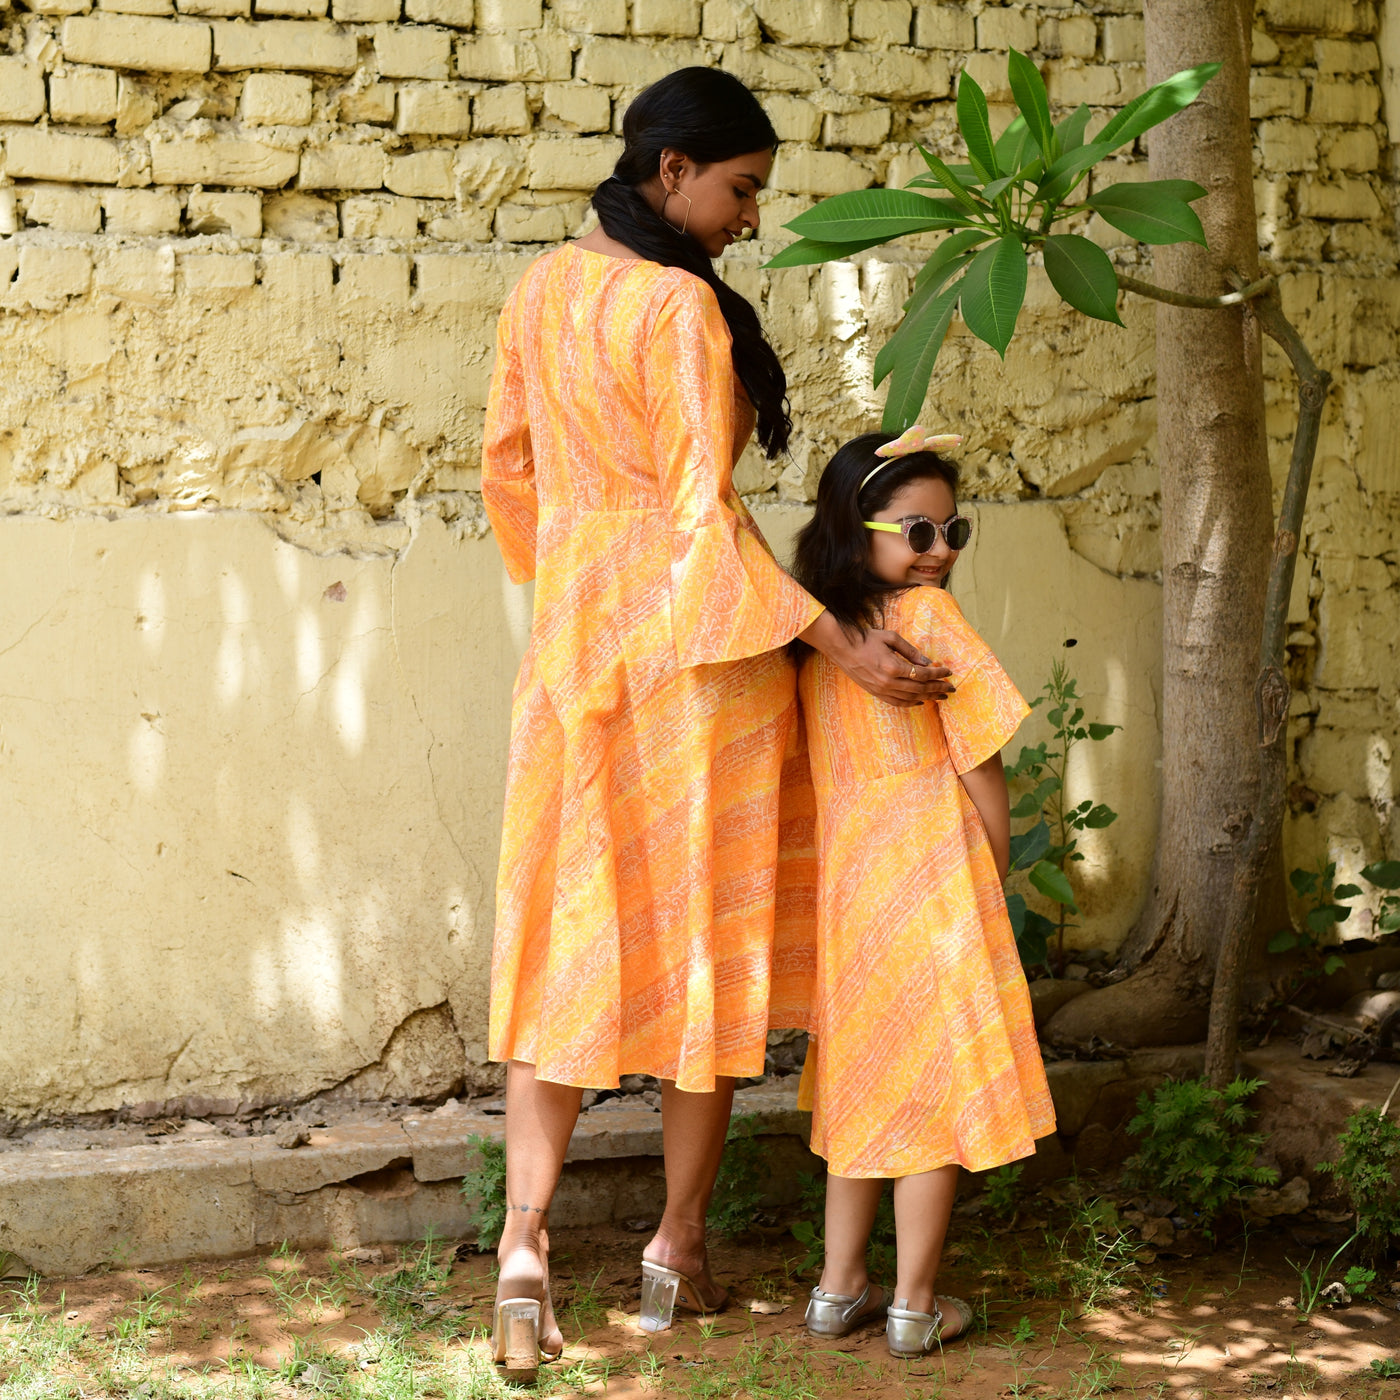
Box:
662;185;692;237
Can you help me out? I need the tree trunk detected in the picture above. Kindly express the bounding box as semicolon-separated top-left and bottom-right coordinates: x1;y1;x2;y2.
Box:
1045;0;1280;1050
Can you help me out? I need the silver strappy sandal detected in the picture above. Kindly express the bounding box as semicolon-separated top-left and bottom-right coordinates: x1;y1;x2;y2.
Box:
804;1282;893;1337
886;1295;973;1357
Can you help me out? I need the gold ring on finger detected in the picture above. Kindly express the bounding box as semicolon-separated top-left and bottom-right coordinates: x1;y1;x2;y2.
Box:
910;663;918;679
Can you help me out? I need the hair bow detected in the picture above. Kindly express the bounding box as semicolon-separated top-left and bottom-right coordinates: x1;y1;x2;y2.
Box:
859;425;964;491
875;425;964;458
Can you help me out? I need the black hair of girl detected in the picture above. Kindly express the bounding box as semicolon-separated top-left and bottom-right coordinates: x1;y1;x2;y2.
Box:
590;67;792;458
792;431;961;635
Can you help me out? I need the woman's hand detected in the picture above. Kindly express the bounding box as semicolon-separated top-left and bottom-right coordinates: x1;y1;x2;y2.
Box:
799;612;954;708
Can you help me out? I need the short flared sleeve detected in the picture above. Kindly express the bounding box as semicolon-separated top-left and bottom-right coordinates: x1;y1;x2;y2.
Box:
482;289;538;584
645;275;824;667
899;587;1030;774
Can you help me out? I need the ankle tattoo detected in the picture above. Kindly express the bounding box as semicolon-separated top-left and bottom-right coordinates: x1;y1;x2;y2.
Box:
508;1203;546;1215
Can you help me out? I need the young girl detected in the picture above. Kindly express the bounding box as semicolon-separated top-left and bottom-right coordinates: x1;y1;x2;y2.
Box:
792;427;1056;1357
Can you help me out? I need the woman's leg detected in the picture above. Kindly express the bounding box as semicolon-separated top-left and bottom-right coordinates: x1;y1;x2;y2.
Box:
891;1164;960;1315
642;1077;735;1307
819;1174;884;1298
497;1059;584;1351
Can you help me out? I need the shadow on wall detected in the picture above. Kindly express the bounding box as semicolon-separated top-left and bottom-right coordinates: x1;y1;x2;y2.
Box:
0;512;530;1121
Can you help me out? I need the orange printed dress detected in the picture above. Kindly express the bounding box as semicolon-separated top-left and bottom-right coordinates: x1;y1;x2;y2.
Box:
798;585;1055;1178
482;245;824;1093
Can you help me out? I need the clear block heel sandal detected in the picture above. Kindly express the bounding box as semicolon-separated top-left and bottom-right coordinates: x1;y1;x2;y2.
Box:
492;1283;562;1379
638;1258;728;1333
493;1297;543;1378
638;1261;681;1332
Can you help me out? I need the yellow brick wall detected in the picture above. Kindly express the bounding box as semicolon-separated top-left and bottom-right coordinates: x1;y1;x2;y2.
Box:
0;0;1395;1113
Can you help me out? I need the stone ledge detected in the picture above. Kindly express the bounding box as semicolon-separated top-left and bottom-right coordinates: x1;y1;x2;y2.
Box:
0;1082;806;1278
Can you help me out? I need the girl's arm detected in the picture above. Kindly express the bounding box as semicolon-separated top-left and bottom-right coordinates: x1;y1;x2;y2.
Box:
959;750;1011;880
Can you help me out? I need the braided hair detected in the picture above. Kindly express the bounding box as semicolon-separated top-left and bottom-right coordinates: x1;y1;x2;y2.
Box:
590;67;792;457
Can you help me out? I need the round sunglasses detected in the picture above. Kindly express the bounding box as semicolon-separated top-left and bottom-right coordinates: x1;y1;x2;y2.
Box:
864;513;972;554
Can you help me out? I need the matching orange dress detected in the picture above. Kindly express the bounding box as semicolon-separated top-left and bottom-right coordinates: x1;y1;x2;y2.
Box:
482;245;823;1094
799;585;1056;1178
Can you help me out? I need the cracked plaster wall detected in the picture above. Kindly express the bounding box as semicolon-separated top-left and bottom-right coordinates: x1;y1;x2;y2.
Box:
0;0;1395;1114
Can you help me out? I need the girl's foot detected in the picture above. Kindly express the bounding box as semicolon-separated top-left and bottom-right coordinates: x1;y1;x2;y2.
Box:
805;1281;892;1337
886;1295;973;1357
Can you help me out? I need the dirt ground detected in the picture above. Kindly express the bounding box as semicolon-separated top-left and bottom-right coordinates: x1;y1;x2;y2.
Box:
4;1210;1400;1399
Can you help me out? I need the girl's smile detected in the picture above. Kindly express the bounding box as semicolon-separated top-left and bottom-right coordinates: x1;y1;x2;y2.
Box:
867;478;963;589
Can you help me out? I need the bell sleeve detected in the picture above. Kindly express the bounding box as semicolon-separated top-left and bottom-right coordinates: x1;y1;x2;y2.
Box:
911;588;1030;774
481;294;538;584
645;276;824;667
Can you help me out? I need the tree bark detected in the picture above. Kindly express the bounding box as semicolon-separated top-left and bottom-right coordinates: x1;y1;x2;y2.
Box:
1046;0;1279;1049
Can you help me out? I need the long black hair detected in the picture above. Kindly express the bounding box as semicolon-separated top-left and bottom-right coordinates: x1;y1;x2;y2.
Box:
792;432;961;634
591;67;792;457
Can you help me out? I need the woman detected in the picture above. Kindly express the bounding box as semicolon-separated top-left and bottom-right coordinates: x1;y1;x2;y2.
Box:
482;67;950;1376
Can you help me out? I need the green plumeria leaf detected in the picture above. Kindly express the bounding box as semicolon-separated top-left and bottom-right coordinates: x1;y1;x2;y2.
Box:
786;188;971;242
956;70;999;181
915;143;987;215
1086;182;1208;245
958;234;1027;357
911;228;991;293
887;245;972;358
1043;234;1124;325
1095;61;1223;152
879;277;964;432
1008;48;1055;162
1036;140;1114;205
995;113;1033;172
980;174;1019;202
1056;103;1092;153
902;250;974;313
764;233;900;268
1030;859;1078;911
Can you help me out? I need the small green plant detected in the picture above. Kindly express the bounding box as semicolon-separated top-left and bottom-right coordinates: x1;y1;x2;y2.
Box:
1365;860;1400;935
707;1114;767;1238
1267;859;1355;976
1123;1077;1279;1238
985;1164;1025;1221
1371;1357;1400;1379
1271;860;1400;981
1009;1314;1036;1345
460;1131;507;1252
1288;1232;1357;1317
1343;1264;1376;1297
1003;649;1119;971
369;1231;454;1329
1049;1198;1154;1314
1317;1099;1400;1266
